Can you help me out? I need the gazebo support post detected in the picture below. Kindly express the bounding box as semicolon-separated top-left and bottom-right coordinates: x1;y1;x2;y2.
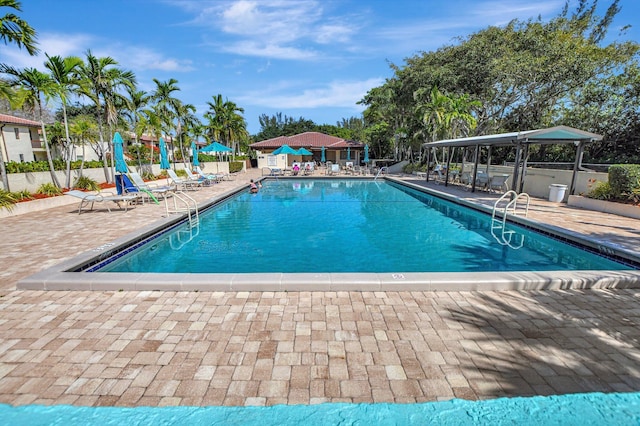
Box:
445;146;452;186
512;142;522;194
519;143;530;193
425;147;431;182
570;141;585;196
471;144;481;192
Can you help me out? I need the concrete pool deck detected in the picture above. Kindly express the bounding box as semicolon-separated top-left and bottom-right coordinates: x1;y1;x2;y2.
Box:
1;169;639;406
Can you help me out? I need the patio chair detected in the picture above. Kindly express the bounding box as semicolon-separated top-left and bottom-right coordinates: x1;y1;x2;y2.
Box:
431;165;446;184
488;174;510;193
168;169;200;190
66;190;139;214
128;172;173;202
193;166;223;184
476;171;490;190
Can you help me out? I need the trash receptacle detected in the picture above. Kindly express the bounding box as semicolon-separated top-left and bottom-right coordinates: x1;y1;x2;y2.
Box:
548;184;567;202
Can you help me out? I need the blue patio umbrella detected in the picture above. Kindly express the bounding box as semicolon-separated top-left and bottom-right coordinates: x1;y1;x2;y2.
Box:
159;137;170;170
200;141;232;173
200;141;233;154
272;144;299;155
113;132;128;173
347;147;351;161
113;132;128;195
364;144;369;163
321;146;326;163
191;141;199;167
296;147;312;156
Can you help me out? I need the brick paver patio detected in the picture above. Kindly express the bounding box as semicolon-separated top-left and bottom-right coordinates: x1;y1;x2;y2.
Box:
1;170;639;406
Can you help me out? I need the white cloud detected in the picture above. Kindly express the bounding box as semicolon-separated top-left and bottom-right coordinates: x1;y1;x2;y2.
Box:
221;41;318;60
240;78;384;109
107;46;194;73
0;31;193;74
183;0;357;60
0;32;93;70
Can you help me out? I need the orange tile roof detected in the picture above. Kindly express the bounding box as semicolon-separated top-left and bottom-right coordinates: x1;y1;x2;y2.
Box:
250;132;363;149
0;113;40;127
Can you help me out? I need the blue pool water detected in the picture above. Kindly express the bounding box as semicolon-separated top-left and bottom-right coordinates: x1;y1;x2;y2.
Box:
3;393;640;425
96;179;630;274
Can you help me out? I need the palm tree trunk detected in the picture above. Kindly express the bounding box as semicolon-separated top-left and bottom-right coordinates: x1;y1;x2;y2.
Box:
62;103;73;188
40;121;61;188
0;125;10;191
97;121;110;182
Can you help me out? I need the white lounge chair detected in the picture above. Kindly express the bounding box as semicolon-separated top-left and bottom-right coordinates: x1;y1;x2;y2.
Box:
185;168;211;186
168;169;200;190
66;190;138;214
128;172;173;202
476;171;490;190
488;174;510;193
194;166;224;183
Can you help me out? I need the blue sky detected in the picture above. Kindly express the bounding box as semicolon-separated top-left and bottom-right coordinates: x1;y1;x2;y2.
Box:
2;0;639;135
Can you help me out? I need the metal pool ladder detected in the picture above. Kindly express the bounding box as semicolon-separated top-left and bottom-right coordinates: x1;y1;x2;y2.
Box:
374;166;388;180
491;190;530;249
165;191;199;229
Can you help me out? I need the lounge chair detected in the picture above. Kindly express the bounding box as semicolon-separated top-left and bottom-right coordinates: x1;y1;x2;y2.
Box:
431;165;446;184
488;174;510;193
194;166;225;183
476;171;490;190
128;172;173;202
303;162;314;175
168;169;200;190
66;190;138;214
186;168;215;186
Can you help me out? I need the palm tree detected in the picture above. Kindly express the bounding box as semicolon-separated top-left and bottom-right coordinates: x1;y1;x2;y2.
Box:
0;0;37;55
69;115;98;176
205;94;248;160
150;78;182;168
416;86;453;164
77;50;136;182
174;101;197;168
0;0;37;191
1;65;60;187
122;86;150;150
45;54;82;188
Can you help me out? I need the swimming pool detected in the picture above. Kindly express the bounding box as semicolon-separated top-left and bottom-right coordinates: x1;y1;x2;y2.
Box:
95;179;628;274
19;178;640;291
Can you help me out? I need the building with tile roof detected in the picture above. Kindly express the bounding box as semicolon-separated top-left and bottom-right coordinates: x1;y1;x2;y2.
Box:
250;132;365;169
0;113;43;163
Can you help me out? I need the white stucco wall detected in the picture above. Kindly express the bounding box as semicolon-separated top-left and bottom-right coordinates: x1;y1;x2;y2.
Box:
1;126;36;162
467;164;607;201
4;161;241;192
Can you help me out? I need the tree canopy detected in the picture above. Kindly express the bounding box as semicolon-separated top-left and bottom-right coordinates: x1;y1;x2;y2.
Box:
359;0;640;163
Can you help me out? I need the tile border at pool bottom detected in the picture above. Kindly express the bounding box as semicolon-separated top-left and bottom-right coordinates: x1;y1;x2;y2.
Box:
17;269;640;291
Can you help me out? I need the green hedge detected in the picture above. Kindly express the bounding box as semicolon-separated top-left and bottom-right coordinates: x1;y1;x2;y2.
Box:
4;159;113;173
608;164;640;197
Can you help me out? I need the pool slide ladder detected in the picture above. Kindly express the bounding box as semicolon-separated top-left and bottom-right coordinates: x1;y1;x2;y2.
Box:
491;190;530;249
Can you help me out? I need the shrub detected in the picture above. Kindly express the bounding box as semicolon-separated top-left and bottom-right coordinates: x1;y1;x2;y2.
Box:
141;170;156;181
175;169;187;177
73;175;101;191
11;190;33;201
36;183;63;196
229;161;244;173
0;190;17;211
608;164;640;198
402;163;427;174
586;181;613;200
